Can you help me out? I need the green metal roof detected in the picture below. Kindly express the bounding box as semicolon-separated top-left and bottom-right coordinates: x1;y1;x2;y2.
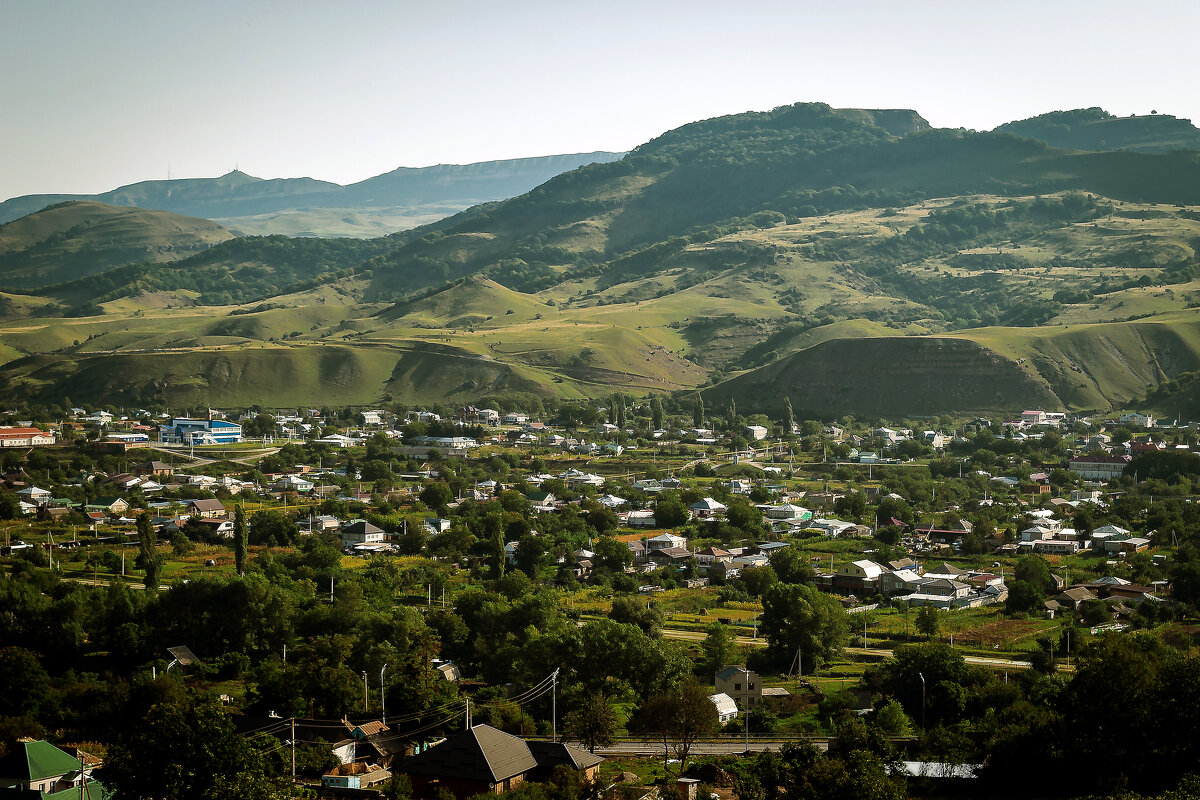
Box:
0;740;80;782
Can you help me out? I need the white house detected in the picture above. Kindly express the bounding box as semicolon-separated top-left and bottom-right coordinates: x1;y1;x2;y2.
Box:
647;532;688;551
746;425;769;440
341;520;386;549
274;474;315;492
710;693;738;723
689;497;727;519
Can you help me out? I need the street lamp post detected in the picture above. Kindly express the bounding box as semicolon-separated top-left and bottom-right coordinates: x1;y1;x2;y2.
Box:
918;672;926;730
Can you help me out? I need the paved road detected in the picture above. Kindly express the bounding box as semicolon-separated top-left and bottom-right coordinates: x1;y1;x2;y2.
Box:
590;738;824;756
144;443;281;467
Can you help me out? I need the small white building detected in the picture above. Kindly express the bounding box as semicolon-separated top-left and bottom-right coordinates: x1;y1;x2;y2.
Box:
710;693;738;723
746;425;769;440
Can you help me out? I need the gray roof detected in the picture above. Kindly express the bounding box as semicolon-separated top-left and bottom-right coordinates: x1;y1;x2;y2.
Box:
527;741;604;771
342;519;384;535
398;725;537;783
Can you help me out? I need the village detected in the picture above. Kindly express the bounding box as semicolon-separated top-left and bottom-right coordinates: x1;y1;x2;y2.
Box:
0;398;1195;799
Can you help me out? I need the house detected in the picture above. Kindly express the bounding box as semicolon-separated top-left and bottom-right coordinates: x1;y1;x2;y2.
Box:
1120;412;1155;428
689;497;727;519
424;517;452;534
647;532;687;551
16;486;52;506
881;568;927;597
625;509;657;528
715;665;762;709
525;741;603;782
0;427;56;447
766;504;811;521
361;410;384;426
1033;539;1080;555
0;739;104;797
833;560;886;595
1055;587;1097;610
322;762;390;790
732;553;770;570
808;518;858;538
648;546;693;565
299;514;341;534
710;692;739;723
746;425;769;440
694;546;733;566
193;518;236;538
1021;410;1048;426
273;474;315;493
342;520;386;549
396;724;601;800
186;498;227;519
1068;454;1131;482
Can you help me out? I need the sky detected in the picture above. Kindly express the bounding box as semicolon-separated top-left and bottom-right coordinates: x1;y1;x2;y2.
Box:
2;0;1198;201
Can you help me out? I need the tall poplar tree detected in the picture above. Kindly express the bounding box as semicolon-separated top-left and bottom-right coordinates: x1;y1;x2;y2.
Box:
233;504;248;576
136;512;162;591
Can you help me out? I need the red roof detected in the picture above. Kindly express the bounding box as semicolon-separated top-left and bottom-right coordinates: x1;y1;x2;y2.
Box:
0;427;47;438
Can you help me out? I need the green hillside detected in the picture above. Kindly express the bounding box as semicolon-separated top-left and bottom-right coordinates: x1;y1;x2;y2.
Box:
0;201;233;288
995;108;1200;153
4;102;1200;414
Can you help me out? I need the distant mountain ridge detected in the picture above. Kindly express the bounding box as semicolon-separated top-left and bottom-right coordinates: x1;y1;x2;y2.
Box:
0;152;626;236
994;108;1200;153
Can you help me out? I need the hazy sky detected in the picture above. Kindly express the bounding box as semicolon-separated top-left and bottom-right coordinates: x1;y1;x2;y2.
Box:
3;0;1197;200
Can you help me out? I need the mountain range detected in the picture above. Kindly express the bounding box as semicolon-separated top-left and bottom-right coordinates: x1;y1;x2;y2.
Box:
0;152;625;238
2;104;1200;418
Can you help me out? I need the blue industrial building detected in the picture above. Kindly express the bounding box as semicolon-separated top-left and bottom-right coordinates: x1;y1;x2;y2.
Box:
159;418;243;445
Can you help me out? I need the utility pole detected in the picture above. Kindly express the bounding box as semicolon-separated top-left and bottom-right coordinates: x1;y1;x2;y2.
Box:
742;667;751;752
380;664;387;724
363;671;369;711
552;668;560;742
290;718;296;780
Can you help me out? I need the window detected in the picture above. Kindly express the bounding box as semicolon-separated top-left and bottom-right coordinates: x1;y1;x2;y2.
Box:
734;683;741;691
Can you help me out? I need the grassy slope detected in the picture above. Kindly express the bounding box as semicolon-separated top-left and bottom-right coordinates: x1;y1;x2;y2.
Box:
6;103;1200;411
0;201;233;287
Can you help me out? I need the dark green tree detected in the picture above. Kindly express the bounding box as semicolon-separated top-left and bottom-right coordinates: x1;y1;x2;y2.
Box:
564;693;618;753
630;677;720;771
135;512;162;591
104;693;286;800
651;397;665;431
760;583;849;670
233;504;248;576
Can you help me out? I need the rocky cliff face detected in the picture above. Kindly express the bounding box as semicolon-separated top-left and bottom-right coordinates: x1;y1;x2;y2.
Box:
837;108;932;137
